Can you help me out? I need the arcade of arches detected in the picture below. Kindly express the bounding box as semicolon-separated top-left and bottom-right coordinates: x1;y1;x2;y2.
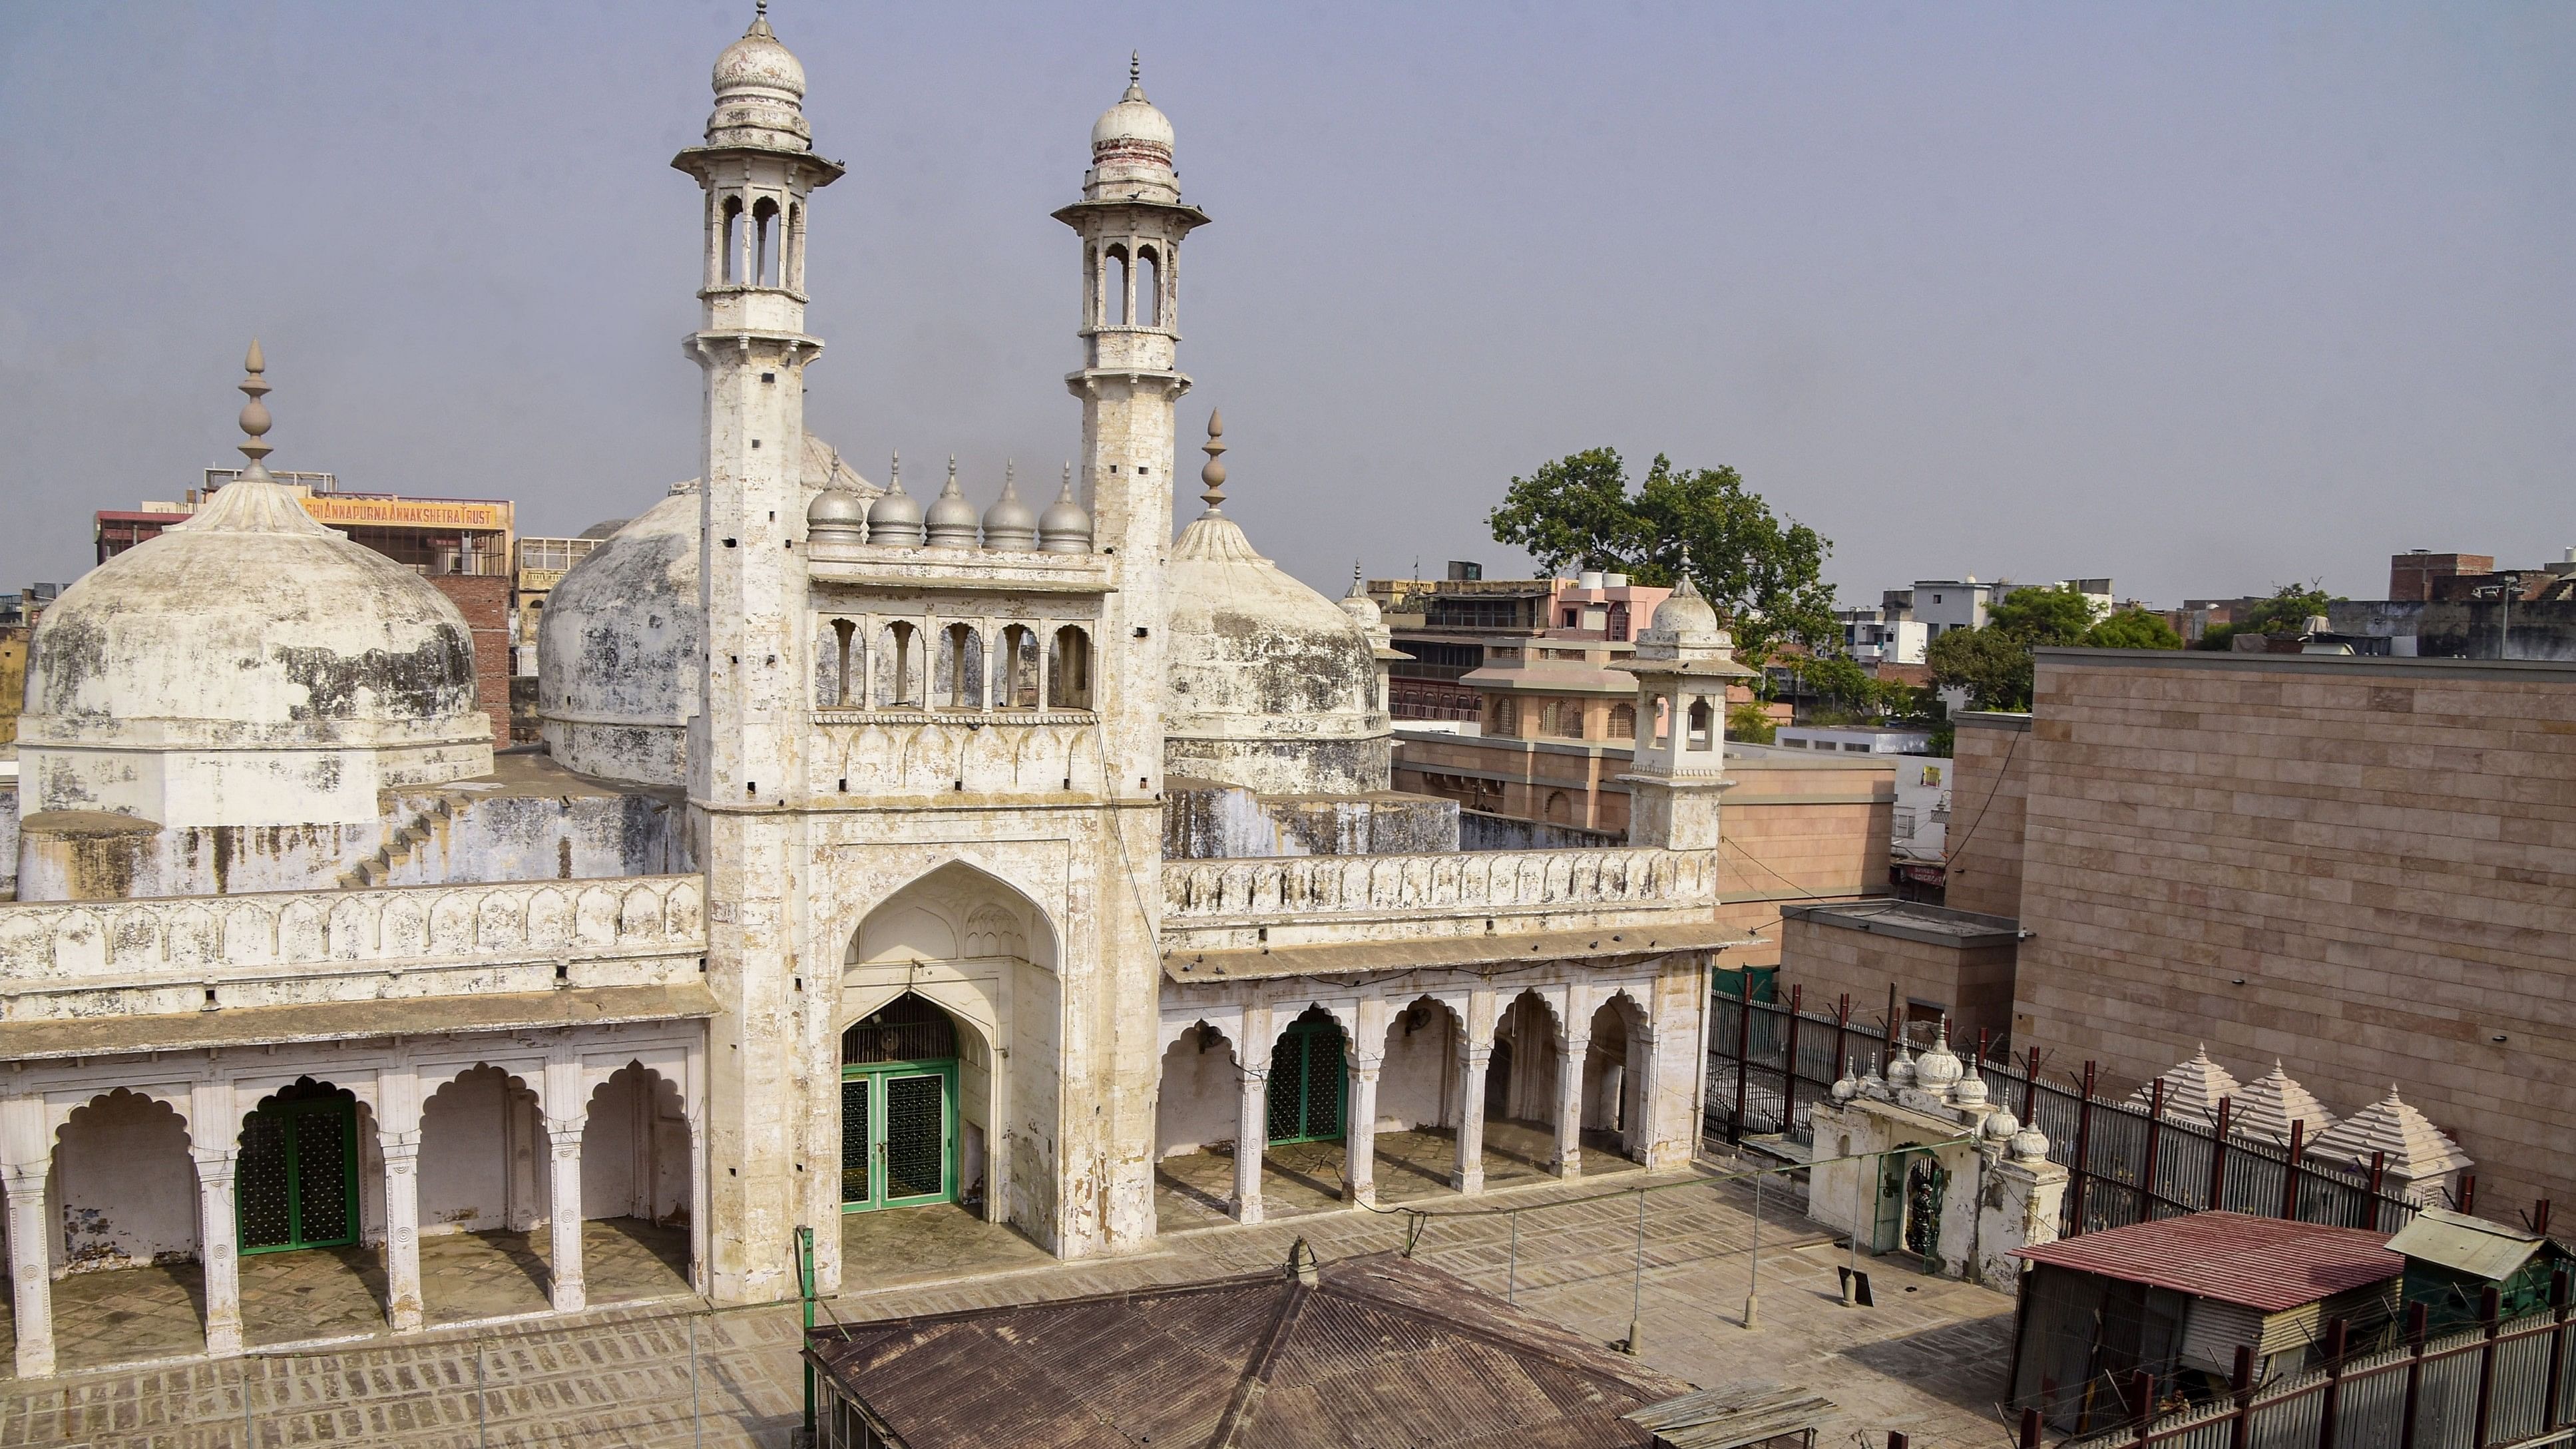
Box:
1154;978;1681;1227
0;1027;704;1379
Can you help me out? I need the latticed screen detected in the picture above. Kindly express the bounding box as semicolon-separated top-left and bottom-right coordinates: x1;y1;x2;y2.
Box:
238;1112;294;1250
292;1109;353;1242
839;1078;872;1206
235;1084;357;1253
841;996;958;1065
883;1074;946;1200
1266;1019;1348;1144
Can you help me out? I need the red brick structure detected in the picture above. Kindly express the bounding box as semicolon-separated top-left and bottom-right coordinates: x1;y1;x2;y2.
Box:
2388;551;2493;602
428;574;515;745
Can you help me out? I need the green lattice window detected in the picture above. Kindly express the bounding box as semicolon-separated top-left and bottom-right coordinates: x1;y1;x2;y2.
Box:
237;1081;359;1254
1266;1015;1347;1145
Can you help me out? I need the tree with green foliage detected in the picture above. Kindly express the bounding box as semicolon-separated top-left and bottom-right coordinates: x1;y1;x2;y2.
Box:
1985;584;2097;646
2191;622;2240;652
1488;447;1835;670
2242;580;2336;637
1727;700;1777;744
2084;607;2184;650
1926;624;2035;711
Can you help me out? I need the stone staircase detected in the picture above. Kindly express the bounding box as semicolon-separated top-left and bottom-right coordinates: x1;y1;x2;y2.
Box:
337;793;461;890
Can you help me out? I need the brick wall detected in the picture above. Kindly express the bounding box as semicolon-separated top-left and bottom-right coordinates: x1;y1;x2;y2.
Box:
1944;713;2030;918
429;575;515;748
2010;647;2576;1213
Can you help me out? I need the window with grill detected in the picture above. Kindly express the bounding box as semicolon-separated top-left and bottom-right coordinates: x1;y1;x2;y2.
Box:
841;996;958;1064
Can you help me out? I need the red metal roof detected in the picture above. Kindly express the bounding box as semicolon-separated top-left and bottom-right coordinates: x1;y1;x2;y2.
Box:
2012;1212;2400;1313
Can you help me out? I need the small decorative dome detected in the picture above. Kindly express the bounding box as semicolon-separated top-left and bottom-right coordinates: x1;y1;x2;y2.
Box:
2233;1061;2338;1146
1886;1044;1917;1090
1829;1065;1858;1104
1647;569;1721;640
1982;1108;2020;1141
2132;1045;2243;1123
1084;55;1180;205
1338;562;1381;628
704;4;811;149
867;453;927;546
982;461;1038;550
2010;1122;2051;1163
1952;1069;1990;1110
1090;55;1176;154
805;483;867;542
1038;463;1093;554
924;456;980;547
1914;1018;1964;1096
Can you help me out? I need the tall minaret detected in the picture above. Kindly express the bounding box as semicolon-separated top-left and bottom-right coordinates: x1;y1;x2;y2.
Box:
671;3;842;1305
1055;56;1209;798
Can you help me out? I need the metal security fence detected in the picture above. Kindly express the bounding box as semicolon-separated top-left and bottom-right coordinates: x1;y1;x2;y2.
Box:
2049;1287;2576;1449
1707;988;2431;1240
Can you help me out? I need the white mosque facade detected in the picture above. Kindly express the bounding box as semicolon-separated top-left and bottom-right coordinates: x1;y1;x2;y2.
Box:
0;15;1746;1376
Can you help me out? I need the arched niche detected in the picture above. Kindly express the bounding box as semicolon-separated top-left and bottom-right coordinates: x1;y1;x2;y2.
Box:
840;861;1064;1243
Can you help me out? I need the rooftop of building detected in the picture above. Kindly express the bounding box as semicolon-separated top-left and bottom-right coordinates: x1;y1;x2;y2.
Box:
1781;900;2020;946
2013;1212;2401;1313
2032;646;2576;682
807;1247;1693;1449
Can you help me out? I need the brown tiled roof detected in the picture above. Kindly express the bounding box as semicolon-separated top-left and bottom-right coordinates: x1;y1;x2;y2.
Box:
2012;1212;2400;1313
807;1249;1691;1448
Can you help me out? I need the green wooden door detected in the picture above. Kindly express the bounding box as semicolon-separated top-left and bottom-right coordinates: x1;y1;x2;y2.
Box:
237;1090;359;1254
1266;1018;1348;1145
839;1062;957;1213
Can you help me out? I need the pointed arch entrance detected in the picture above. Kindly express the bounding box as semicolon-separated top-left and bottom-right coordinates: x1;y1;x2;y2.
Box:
839;994;962;1213
238;1079;361;1255
1265;1008;1347;1146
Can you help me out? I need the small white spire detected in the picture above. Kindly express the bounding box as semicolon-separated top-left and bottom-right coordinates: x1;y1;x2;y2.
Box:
1125;50;1145;101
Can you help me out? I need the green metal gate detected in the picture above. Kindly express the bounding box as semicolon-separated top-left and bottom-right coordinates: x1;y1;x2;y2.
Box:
237;1084;359;1254
840;997;960;1214
1265;1016;1348;1145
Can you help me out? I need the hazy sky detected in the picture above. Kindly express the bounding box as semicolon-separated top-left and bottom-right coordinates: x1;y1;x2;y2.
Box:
1;3;2568;608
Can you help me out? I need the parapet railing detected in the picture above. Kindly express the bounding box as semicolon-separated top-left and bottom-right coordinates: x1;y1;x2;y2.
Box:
0;875;706;1009
1161;846;1715;924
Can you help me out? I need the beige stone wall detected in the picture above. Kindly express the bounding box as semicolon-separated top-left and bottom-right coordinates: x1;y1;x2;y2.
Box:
1776;912;2018;1042
1945;713;2031;918
1712;749;1896;973
2010;650;2576;1213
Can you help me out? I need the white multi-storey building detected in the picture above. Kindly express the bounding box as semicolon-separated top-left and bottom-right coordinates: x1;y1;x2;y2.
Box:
0;14;1746;1376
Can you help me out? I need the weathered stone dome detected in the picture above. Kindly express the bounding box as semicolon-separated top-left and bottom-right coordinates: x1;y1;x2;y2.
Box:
538;482;703;786
1163;513;1389;796
20;467;491;827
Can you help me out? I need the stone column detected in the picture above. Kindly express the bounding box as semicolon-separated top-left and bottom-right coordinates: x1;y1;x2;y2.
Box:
380;1135;424;1331
543;1118;586;1313
188;1147;245;1356
1233;1066;1268;1225
1554;1030;1590;1179
1454;1047;1492;1195
1345;1058;1382;1206
3;1161;55;1378
1975;1135;2069;1289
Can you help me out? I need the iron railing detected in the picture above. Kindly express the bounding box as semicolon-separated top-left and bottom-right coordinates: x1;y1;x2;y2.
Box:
1707;989;2430;1239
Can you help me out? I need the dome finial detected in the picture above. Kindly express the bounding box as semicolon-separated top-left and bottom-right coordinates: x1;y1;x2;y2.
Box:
236;338;276;478
1126;50;1145;101
888;451;902;493
1199;409;1228;513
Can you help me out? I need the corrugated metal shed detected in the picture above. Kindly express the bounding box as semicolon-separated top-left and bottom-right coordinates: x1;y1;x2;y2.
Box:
2011;1212;2399;1313
808;1247;1693;1448
1623;1383;1832;1448
2386;1208;2546;1281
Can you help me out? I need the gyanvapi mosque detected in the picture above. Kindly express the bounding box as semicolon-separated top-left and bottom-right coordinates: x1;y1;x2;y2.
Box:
0;9;1748;1374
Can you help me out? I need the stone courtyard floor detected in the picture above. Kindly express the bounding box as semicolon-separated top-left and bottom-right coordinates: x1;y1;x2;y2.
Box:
1;1153;2025;1448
